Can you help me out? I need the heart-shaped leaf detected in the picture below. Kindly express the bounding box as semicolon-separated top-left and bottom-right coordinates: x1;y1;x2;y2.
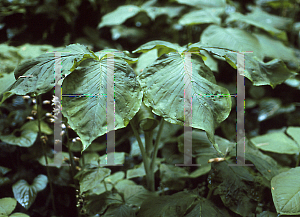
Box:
137;52;231;148
12;174;48;209
62;56;142;151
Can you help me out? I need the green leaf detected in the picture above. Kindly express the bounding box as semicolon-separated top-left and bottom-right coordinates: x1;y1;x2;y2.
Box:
247;7;293;31
37;152;70;168
271;167;300;215
99;152;125;165
133;40;186;55
200;25;264;60
286;127;300;146
0;129;37;148
0;44;98;105
104;171;125;185
12;174;48;209
123;185;157;207
189;42;295;88
142;6;184;20
0;73;16;95
135;49;158;75
0;197;17;216
78;166;111;194
61;56;142;152
137;191;198;217
127;161;159;179
179;8;224;26
246;139;280;181
225;12;288;41
9;213;30;217
160;164;189;190
137;53;231;148
0;166;11;187
175;0;226;8
103;204;135;217
98;4;184;29
250;131;300;154
20;120;53;135
253;33;300;68
98;5;140;28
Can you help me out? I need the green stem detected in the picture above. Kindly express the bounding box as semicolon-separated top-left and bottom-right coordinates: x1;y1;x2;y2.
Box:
130;121;153;191
150;118;165;171
296;153;300;167
64;122;82;217
144;130;154;157
37;94;56;215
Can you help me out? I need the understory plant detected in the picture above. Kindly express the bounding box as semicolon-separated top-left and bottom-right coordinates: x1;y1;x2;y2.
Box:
1;0;300;216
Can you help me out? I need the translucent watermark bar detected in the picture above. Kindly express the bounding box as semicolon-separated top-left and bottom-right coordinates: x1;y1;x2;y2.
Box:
99;52;122;166
50;51;70;167
176;52;200;166
228;52;254;167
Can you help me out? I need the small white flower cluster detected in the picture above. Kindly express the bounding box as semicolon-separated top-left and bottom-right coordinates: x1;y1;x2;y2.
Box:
51;95;62;119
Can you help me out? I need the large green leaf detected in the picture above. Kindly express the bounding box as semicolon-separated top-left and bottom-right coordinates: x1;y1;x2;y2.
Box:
0;129;37;148
200;25;263;60
137;52;231;149
75;165;111;194
247;7;293;31
175;0;226;8
12;174;48;210
225;12;288;41
179;8;224;26
61;56;142;152
253;33;300;68
98;4;184;28
137;191;198;217
250;131;300;154
98;5;140;28
189;42;295;88
133;40;186;56
271;167;300;215
0;73;16;95
0;44;98;105
0;197;17;216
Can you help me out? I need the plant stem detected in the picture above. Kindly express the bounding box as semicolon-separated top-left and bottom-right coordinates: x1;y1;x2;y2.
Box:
144;130;153;157
130;121;153;191
150;118;165;171
296;153;300;167
64;121;82;217
37;94;56;215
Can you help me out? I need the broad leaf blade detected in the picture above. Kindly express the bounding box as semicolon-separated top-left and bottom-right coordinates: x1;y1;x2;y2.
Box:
179;8;224;26
200;25;263;60
137;53;231;148
225;12;287;41
0;129;37;148
62;57;142;152
98;5;140;28
12;175;48;210
0;197;17;216
133;40;186;55
1;44;98;104
271;167;300;215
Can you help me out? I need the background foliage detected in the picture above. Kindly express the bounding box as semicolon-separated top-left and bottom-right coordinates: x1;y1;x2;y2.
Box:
0;0;300;216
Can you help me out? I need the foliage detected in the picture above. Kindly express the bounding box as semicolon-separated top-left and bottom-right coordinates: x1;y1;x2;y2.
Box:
0;0;300;216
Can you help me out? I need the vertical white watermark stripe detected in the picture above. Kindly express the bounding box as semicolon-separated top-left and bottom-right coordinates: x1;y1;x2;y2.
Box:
229;52;254;167
50;52;70;167
101;53;119;166
99;52;123;166
176;52;201;166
